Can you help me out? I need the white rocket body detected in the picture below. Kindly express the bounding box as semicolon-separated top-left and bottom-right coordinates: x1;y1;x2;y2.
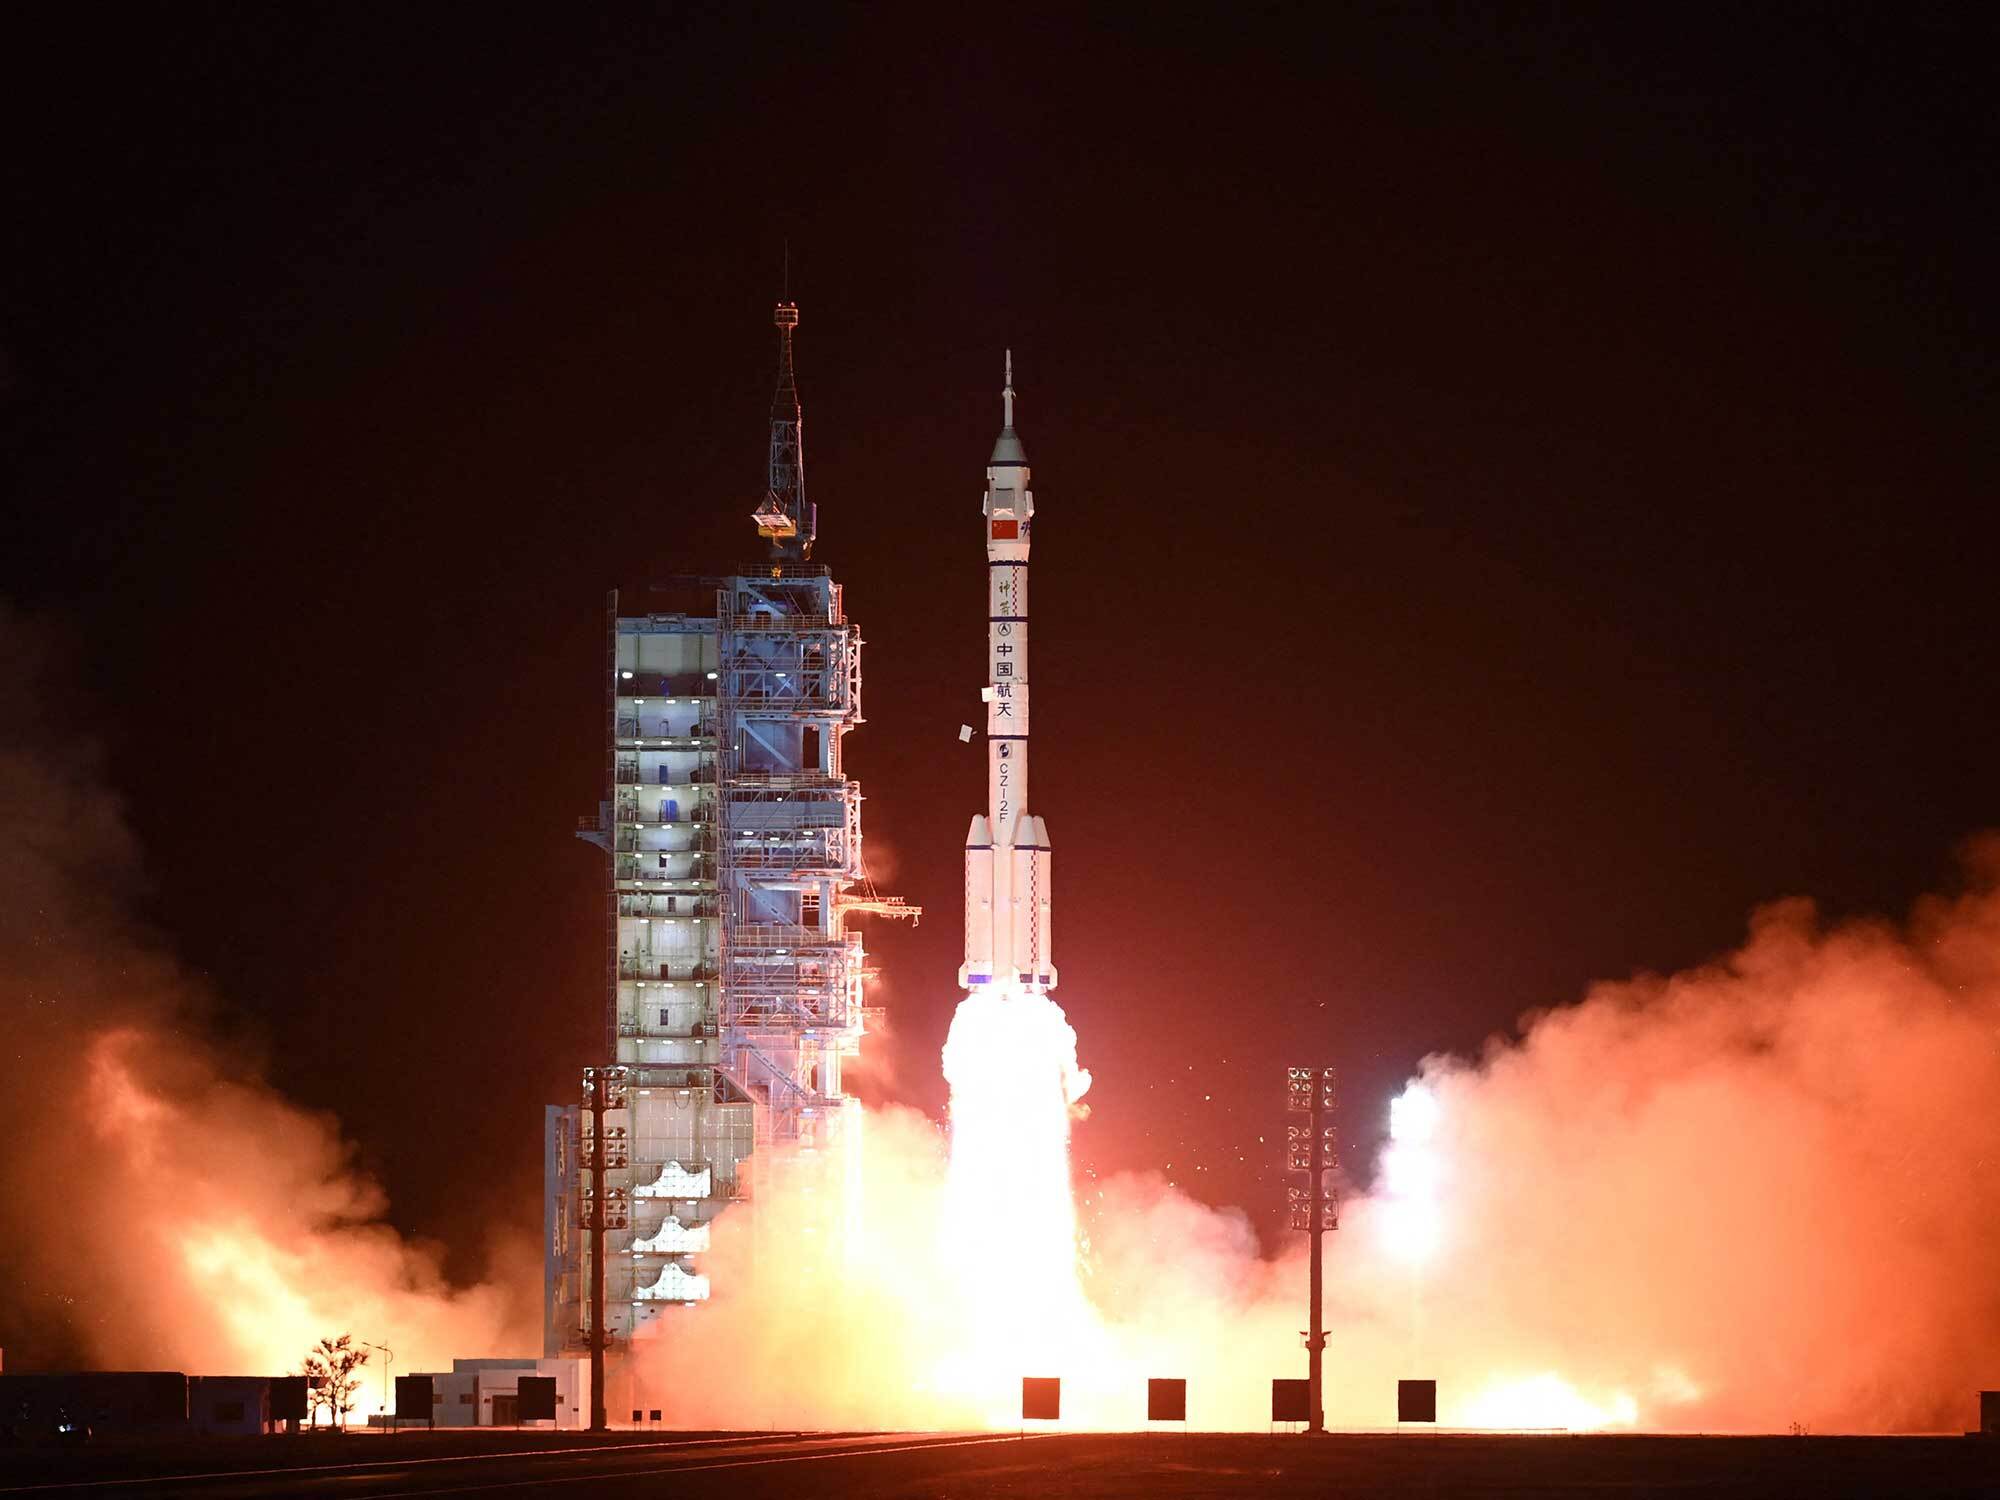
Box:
959;356;1056;995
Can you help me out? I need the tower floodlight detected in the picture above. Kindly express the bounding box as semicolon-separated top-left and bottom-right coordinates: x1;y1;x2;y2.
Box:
1283;1062;1340;1432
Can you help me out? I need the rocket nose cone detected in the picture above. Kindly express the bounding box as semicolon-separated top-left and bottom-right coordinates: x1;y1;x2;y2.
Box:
989;427;1028;467
966;814;992;845
1033;815;1050;846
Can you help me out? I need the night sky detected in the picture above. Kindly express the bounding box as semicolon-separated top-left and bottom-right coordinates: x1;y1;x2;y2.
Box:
6;7;1996;1270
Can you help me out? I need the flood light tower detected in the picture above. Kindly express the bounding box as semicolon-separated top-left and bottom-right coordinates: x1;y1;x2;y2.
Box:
1285;1065;1340;1433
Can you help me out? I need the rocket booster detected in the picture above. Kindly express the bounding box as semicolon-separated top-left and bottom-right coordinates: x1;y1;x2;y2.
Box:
959;353;1056;995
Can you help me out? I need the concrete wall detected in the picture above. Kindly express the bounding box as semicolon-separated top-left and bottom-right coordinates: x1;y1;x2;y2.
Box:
188;1376;271;1435
0;1372;188;1434
411;1370;480;1427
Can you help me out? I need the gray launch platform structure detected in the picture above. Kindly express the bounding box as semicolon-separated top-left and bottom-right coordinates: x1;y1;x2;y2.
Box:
544;302;915;1393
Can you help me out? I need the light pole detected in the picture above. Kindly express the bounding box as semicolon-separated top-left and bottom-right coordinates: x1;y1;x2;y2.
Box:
362;1343;393;1422
580;1066;630;1432
1284;1065;1339;1433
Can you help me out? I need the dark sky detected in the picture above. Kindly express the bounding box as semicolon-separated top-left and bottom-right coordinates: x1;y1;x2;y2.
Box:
5;6;1996;1264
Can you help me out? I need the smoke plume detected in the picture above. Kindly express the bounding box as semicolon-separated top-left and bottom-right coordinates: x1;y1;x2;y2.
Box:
0;605;535;1377
1348;855;2000;1431
629;844;2000;1433
12;593;1995;1431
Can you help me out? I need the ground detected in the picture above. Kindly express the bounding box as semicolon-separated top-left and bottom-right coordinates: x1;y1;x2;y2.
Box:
3;1429;1998;1498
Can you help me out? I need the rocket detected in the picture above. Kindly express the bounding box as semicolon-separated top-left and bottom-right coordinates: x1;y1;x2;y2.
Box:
958;353;1057;995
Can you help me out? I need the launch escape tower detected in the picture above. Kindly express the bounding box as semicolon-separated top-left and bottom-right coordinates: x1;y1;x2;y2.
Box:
546;302;915;1380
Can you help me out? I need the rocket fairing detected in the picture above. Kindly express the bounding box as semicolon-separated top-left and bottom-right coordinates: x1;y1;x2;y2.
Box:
959;354;1058;996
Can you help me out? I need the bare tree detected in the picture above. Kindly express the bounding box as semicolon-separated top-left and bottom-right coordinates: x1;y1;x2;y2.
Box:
300;1335;370;1431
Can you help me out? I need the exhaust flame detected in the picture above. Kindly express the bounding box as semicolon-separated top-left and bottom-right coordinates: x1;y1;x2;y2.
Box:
1379;1083;1444;1263
936;989;1096;1416
1461;1373;1640;1430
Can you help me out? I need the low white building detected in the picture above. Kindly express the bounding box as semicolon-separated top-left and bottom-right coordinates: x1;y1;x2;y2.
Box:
410;1358;590;1429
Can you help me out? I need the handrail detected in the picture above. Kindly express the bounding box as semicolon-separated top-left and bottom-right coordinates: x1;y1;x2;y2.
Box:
728;923;861;950
728;771;846;789
718;613;841;631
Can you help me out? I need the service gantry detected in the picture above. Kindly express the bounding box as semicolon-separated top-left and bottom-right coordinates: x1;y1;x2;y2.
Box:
545;302;915;1398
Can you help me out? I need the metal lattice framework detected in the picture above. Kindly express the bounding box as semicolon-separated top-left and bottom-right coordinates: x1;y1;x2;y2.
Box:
556;303;916;1383
713;569;880;1154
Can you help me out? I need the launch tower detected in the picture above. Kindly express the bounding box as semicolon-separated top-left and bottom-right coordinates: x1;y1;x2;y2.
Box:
546;302;914;1399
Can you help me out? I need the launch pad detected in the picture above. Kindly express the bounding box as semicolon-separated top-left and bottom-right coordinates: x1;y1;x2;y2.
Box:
10;1429;1995;1498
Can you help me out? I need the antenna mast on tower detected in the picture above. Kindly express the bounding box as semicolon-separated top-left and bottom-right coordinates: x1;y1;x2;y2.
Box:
752;296;815;560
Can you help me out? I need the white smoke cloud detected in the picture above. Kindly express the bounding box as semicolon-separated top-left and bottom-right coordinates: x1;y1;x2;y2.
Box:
13;590;1993;1433
631;843;2000;1434
0;603;537;1377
